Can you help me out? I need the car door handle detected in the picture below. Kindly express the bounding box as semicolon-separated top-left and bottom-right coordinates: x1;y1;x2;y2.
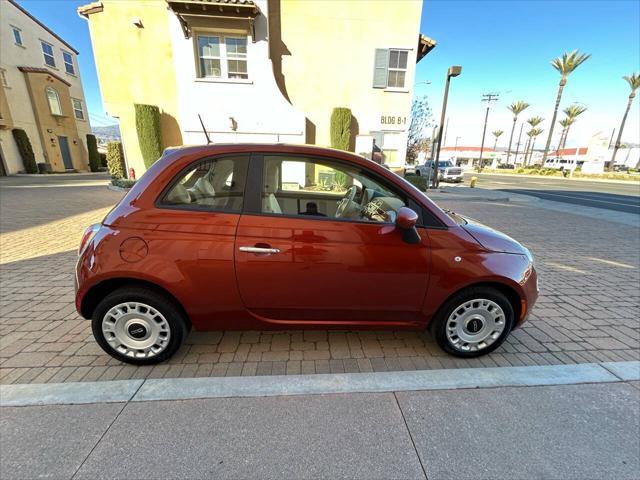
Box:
239;246;281;254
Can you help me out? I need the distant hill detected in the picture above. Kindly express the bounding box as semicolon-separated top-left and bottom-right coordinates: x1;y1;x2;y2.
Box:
92;124;121;139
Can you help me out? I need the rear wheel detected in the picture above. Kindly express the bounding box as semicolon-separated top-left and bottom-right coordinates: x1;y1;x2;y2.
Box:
92;287;188;365
432;287;514;358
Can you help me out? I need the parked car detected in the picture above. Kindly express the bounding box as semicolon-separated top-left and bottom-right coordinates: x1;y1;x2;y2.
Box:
415;160;464;182
543;157;582;170
76;144;538;364
404;164;416;176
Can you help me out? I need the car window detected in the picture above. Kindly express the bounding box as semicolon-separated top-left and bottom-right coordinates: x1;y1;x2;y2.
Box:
262;155;406;223
160;155;249;212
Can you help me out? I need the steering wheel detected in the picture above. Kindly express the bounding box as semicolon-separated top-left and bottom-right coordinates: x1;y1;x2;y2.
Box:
335;185;358;218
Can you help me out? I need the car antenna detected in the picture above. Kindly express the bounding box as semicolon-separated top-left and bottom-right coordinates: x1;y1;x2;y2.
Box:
198;114;212;144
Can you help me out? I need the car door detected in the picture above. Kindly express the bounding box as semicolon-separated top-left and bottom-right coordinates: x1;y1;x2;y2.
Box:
234;153;430;326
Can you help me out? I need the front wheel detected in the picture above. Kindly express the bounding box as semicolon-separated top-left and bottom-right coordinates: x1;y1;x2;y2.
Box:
92;287;189;365
432;287;514;358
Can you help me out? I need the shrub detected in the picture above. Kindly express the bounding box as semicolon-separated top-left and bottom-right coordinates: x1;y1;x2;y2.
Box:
12;128;37;173
111;178;136;189
106;142;126;179
330;107;352;151
135;104;163;169
405;174;428;191
86;134;100;172
99;152;107;168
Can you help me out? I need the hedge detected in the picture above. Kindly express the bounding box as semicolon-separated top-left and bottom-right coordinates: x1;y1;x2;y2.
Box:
86;134;100;172
106;142;126;179
134;104;163;169
404;174;428;191
111;178;137;189
330;107;352;151
99;152;107;168
12;128;37;174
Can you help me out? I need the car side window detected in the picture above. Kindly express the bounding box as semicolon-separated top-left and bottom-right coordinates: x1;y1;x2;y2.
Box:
262;155;406;223
160;155;249;212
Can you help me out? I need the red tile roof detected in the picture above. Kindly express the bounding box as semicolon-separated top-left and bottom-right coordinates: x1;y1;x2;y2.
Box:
549;147;588;156
440;146;495;152
17;67;72;87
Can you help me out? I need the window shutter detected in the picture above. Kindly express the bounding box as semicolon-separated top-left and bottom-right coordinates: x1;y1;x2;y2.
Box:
372;49;389;88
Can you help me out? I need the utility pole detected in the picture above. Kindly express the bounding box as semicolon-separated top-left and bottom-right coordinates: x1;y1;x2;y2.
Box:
608;128;616;149
513;123;524;165
432;66;462;188
477;93;499;169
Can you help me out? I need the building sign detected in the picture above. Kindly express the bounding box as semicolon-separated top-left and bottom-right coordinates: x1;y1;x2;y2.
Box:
380;115;407;127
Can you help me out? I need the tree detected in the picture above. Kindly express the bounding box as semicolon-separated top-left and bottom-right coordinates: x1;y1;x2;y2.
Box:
11;128;37;173
527;128;544;165
106;142;126;179
86;134;100;172
559;104;587;150
541;50;591;164
134;104;163;169
610;73;640;170
557;118;573;153
406;96;434;164
506;101;530;164
492;130;504;151
524;116;544;164
330;107;352;151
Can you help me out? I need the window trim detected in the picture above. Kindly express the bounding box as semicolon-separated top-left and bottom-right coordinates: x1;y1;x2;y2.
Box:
72;98;84;120
12;26;23;46
45;86;63;116
248;152;439;228
194;32;248;81
0;68;9;88
41;40;56;68
386;48;409;89
155;153;252;214
62;50;75;75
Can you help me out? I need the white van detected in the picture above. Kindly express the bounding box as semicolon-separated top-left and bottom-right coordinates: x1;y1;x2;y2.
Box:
543;157;582;170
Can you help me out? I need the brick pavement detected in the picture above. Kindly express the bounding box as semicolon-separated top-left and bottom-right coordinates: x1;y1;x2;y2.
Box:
1;175;638;384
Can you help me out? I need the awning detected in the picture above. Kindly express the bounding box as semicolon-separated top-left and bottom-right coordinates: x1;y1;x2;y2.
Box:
417;34;436;63
166;0;261;40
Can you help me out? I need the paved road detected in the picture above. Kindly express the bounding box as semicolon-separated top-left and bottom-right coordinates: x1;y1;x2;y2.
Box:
464;173;640;214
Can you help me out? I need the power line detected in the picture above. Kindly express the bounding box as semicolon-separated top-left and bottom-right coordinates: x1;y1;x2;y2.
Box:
478;93;499;168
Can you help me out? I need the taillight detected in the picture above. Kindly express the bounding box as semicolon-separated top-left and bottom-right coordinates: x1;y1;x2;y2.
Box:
78;224;101;256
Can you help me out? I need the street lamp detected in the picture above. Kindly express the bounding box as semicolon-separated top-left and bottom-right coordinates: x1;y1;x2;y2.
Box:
432;66;461;188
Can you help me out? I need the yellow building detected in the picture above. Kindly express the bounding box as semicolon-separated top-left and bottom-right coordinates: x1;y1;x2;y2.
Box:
0;0;92;175
78;0;434;176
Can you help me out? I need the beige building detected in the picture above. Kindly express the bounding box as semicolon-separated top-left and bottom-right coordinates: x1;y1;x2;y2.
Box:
78;0;434;175
0;0;92;175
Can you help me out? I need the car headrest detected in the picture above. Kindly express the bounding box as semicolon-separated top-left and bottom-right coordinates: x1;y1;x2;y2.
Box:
190;176;215;200
165;183;191;204
264;162;279;194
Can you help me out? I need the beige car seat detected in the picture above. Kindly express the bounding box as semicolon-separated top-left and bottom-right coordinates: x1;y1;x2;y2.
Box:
262;162;282;214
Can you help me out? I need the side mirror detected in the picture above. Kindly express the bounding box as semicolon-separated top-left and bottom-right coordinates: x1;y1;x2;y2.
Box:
396;207;421;244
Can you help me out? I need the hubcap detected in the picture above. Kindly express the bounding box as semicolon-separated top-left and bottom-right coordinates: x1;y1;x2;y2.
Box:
445;298;506;352
102;302;171;359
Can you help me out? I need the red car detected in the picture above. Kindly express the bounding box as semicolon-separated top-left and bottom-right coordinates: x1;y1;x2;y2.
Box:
76;144;538;365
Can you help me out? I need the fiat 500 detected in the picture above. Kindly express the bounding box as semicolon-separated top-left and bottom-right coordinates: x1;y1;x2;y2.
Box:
76;144;538;365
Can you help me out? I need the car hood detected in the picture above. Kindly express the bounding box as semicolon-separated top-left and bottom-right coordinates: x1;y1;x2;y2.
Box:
460;216;529;255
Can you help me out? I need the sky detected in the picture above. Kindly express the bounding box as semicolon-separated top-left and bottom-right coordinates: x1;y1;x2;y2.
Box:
16;0;640;148
417;0;640;149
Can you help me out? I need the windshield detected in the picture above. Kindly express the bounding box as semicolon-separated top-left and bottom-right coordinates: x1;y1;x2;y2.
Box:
440;161;454;167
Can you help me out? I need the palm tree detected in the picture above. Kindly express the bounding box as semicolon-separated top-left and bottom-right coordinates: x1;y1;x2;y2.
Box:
560;104;587;149
523;117;544;165
527;128;544;165
610;73;640;170
541;50;591;164
506;101;530;164
492;130;504;151
557;118;573;153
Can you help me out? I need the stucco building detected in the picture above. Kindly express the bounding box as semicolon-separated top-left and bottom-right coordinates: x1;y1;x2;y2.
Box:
0;0;92;175
78;0;434;175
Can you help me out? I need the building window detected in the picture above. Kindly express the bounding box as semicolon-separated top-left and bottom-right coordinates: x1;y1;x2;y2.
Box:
0;69;8;87
46;87;62;115
196;35;248;80
62;51;75;75
41;41;55;67
72;98;84;120
387;49;408;88
12;27;23;46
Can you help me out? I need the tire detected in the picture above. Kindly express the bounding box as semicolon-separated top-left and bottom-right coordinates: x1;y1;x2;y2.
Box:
92;286;189;365
415;170;421;176
432;286;514;358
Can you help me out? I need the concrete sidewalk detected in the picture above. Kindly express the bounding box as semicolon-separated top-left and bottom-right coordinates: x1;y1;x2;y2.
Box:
1;362;639;480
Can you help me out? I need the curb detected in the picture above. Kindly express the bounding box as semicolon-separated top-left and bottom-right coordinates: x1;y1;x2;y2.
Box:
1;361;638;407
